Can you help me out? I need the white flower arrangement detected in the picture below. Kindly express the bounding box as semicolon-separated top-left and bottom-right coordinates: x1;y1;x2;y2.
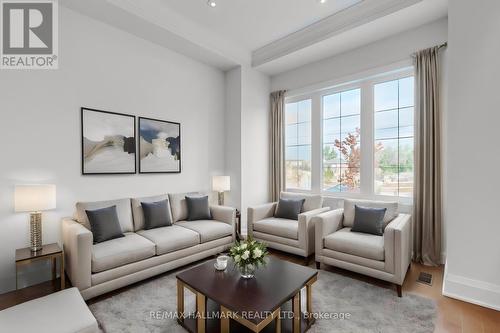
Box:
228;238;268;270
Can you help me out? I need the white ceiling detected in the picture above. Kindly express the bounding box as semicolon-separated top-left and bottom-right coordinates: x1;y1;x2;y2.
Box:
258;0;448;75
62;0;448;75
160;0;363;51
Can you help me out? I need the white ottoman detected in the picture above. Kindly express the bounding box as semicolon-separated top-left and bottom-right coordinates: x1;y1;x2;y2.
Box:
0;287;98;333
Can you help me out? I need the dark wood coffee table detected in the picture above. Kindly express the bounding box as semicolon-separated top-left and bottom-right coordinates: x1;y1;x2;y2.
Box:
176;257;318;333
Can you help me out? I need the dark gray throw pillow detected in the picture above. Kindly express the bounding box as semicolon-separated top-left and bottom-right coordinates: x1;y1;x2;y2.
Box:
141;200;172;230
85;205;125;244
185;196;212;221
351;205;387;236
274;198;305;220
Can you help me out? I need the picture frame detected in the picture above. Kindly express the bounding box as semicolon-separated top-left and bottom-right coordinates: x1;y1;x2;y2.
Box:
138;117;181;174
81;107;137;175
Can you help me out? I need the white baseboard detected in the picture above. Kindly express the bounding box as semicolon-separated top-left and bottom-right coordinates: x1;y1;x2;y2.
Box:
443;264;500;311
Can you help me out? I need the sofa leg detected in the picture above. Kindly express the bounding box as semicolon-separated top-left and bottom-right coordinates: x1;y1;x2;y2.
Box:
396;284;402;297
315;261;320;270
303;256;310;266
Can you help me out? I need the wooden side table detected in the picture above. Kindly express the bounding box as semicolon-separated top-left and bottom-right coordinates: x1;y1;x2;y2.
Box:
15;243;65;290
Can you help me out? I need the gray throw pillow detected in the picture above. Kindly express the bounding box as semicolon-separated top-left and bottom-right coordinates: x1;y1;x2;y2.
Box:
274;198;305;220
85;205;125;244
185;196;212;221
351;205;387;236
141;200;172;230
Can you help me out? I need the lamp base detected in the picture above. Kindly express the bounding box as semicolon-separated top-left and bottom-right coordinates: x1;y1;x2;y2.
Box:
30;212;43;252
218;192;225;206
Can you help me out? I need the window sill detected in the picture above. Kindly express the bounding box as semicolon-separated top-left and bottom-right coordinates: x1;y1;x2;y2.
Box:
284;188;413;206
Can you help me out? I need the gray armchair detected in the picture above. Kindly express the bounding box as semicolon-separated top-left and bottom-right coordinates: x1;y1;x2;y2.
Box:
248;192;329;264
314;199;411;296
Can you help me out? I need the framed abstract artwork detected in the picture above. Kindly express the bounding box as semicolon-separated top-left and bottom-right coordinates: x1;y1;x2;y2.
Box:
138;117;181;173
81;108;136;175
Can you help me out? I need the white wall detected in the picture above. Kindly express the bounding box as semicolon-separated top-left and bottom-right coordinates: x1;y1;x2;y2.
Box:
0;7;226;293
443;1;500;310
271;18;448;92
224;66;271;231
240;67;271;231
224;67;242;209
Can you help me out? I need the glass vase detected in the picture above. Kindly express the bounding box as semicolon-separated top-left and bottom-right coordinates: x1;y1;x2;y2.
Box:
238;263;255;279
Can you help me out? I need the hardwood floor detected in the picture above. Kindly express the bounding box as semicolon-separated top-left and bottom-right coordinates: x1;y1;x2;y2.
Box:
270;249;500;333
0;277;67;311
1;252;499;333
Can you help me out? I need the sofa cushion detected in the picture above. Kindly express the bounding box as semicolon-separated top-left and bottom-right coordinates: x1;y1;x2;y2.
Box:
280;191;323;212
168;192;201;222
343;199;398;228
253;218;298;240
85;205;125;244
176;221;232;243
351;205;387;236
75;198;134;232
324;227;385;261
137;225;200;255
0;288;98;333
131;194;172;231
274;198;305;220
91;233;155;273
141;200;173;230
185;195;212;221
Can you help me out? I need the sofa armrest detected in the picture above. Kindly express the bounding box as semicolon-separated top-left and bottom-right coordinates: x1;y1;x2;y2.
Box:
313;209;344;257
210;205;236;226
384;214;412;284
247;202;277;238
298;207;330;256
61;218;92;291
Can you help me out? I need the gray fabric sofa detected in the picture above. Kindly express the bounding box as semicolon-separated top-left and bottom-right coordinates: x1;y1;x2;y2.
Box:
247;192;330;263
314;199;411;296
62;192;235;300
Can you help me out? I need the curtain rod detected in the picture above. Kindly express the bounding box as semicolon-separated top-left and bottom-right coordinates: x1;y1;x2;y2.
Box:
438;42;448;49
411;42;447;58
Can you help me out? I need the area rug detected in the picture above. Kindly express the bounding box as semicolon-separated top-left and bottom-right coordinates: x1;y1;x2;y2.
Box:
89;262;436;333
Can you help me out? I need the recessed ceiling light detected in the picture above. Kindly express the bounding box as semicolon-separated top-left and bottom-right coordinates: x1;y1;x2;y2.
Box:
319;0;328;4
207;0;216;8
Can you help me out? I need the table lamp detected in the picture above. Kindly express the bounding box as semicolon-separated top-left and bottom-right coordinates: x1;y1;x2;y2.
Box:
212;176;230;206
15;184;56;252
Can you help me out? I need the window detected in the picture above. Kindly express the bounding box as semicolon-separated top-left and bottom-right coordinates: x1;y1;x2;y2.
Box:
374;77;414;197
284;68;414;200
322;88;361;193
285;99;311;190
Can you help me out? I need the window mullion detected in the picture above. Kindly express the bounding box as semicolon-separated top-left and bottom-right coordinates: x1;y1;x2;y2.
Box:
360;81;374;196
311;92;322;194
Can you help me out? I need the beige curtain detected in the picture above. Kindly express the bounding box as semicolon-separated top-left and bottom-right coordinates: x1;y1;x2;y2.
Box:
413;46;442;266
270;90;286;202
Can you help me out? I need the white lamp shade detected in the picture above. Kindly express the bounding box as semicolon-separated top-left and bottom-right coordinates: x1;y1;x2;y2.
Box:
212;176;230;192
15;184;56;212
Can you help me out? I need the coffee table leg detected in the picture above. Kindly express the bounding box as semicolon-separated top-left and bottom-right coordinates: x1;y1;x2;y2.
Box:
306;283;312;324
292;292;300;333
196;292;206;333
275;307;281;333
177;280;184;323
221;306;230;333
